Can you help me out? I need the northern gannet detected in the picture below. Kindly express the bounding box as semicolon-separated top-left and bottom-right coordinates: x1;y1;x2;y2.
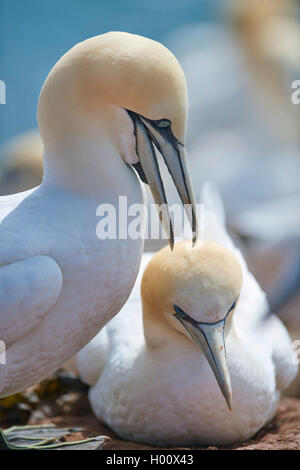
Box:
0;31;197;449
77;183;297;446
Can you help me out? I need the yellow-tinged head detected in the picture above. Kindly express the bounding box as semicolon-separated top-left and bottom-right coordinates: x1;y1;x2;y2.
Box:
141;240;243;410
142;241;242;325
38;31;187;151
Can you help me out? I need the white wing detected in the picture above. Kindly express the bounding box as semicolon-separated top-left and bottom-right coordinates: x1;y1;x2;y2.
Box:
77;252;153;386
202;181;238;252
0;256;63;348
201;181;268;328
257;314;298;391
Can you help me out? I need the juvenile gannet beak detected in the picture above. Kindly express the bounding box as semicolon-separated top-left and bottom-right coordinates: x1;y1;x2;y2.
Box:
174;309;232;410
128;110;197;248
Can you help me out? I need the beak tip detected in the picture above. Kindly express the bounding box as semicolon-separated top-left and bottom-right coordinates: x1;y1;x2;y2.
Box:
223;389;233;412
226;397;233;412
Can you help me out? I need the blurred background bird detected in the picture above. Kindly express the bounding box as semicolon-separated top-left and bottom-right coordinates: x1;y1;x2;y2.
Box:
0;131;43;195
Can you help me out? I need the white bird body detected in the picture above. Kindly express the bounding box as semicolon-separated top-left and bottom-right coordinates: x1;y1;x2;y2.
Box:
0;32;197;403
0;164;144;396
77;183;297;446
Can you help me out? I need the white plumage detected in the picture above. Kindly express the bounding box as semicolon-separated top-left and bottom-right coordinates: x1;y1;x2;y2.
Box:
77;182;297;446
0;181;144;397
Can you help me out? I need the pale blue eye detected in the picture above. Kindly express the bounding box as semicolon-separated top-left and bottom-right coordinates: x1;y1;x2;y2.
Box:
173;305;187;318
158;120;171;128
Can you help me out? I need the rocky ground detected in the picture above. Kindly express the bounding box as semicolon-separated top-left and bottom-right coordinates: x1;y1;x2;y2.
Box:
30;397;300;450
1;374;300;450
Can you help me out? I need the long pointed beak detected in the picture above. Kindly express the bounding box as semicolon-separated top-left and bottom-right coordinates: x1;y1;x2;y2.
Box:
128;110;198;248
134;118;174;247
176;315;232;410
140;117;198;245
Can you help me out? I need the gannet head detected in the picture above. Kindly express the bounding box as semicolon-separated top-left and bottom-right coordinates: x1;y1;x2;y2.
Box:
141;240;243;410
38;31;197;245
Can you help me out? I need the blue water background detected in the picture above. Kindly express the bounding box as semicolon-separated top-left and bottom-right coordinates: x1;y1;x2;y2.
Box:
0;0;217;145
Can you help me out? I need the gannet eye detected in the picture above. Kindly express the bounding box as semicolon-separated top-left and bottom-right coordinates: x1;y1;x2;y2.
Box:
227;299;237;314
158;119;171;128
173;305;188;318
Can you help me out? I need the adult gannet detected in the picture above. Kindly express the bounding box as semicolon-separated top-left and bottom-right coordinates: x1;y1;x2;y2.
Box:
0;32;197;449
77;183;297;446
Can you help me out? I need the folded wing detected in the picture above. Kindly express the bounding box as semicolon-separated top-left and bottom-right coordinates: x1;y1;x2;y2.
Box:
0;256;63;348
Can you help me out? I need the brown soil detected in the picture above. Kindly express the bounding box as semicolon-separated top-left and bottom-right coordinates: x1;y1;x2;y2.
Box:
2;374;300;450
27;397;300;450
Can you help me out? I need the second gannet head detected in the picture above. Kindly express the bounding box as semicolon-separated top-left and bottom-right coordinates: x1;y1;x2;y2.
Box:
141;240;243;410
37;31;197;245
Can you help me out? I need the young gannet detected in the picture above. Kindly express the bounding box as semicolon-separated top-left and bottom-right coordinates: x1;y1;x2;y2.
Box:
77;183;297;446
0;32;197;449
